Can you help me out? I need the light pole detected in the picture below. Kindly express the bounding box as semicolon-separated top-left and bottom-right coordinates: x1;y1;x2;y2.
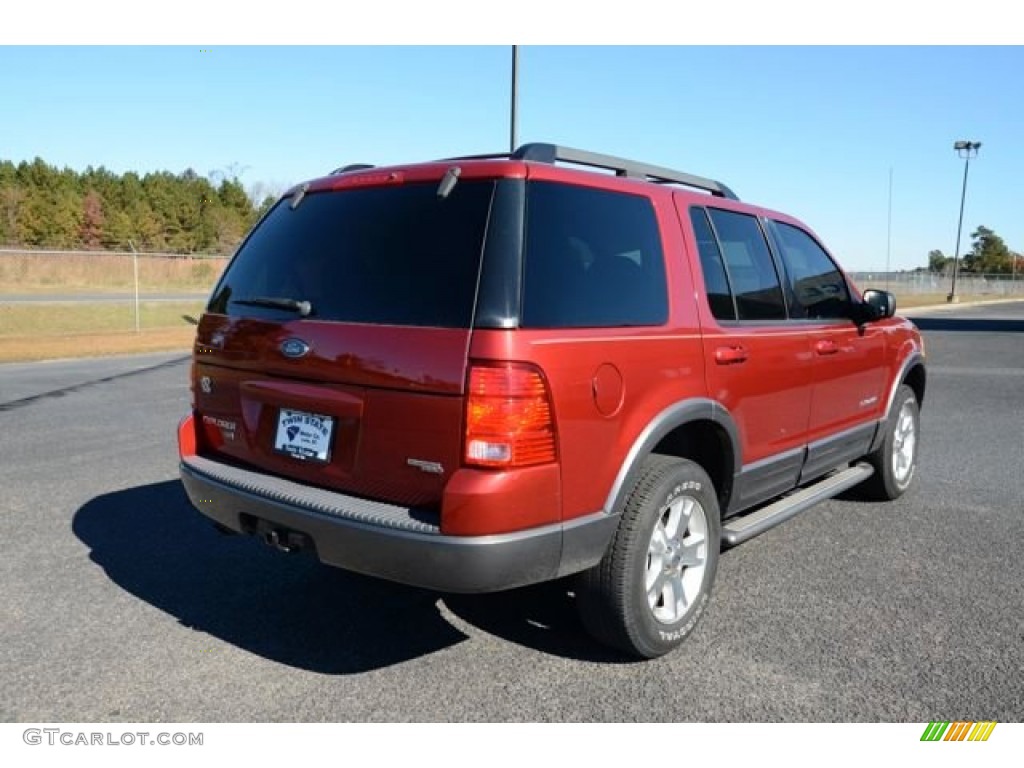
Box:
948;140;981;303
510;45;519;152
885;166;893;291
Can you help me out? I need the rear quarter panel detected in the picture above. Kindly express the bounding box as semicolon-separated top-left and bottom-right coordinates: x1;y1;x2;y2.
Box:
469;186;707;523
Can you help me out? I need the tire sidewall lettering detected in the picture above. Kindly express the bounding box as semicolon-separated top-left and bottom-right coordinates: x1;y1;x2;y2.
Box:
633;471;718;654
657;592;709;642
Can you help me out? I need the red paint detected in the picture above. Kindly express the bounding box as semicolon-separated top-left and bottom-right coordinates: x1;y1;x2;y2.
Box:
183;151;924;537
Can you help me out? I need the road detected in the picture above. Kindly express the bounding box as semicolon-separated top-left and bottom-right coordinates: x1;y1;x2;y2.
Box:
1;303;1022;722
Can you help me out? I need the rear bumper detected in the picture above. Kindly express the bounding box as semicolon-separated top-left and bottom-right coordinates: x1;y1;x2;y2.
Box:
179;454;616;593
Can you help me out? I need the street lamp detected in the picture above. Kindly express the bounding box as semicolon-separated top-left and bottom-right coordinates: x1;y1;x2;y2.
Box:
948;140;981;303
510;45;519;152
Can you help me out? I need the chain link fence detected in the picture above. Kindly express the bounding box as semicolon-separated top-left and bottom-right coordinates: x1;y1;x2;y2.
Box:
3;249;1023;301
851;271;1024;298
0;248;229;295
0;249;227;358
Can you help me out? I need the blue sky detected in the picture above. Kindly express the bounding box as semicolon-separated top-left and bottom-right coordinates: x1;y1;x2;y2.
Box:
1;44;1021;271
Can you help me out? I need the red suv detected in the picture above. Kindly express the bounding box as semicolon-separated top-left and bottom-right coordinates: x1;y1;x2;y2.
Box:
178;144;926;658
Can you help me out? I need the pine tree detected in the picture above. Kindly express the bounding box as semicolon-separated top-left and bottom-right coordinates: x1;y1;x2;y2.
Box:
81;190;105;249
1;155;269;253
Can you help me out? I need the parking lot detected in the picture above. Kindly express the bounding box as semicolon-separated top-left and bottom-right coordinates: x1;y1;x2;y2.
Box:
1;301;1022;722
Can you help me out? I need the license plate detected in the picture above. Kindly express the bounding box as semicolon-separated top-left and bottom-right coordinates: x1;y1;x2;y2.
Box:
274;409;334;462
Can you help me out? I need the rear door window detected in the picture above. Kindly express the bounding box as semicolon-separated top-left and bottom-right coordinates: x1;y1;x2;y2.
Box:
521;181;668;328
689;207;736;321
706;208;787;321
208;181;495;328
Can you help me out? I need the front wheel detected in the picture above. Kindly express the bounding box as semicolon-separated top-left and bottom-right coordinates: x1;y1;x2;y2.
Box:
860;384;920;500
577;455;720;658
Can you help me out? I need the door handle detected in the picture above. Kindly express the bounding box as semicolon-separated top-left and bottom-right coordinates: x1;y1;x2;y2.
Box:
815;339;839;356
715;345;748;365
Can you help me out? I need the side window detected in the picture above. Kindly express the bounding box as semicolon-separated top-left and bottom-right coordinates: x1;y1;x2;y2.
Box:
522;182;668;328
689;207;736;320
772;222;851;319
706;209;787;321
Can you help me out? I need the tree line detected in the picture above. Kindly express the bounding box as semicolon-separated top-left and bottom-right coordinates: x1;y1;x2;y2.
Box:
0;157;277;254
927;226;1022;276
4;157;1019;273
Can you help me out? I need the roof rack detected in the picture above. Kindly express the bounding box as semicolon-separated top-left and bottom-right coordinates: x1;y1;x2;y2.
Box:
333;145;738;199
439;151;513;161
511;143;738;200
329;163;376;175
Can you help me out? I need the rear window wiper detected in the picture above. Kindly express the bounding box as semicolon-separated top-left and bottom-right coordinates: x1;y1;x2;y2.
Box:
232;296;313;317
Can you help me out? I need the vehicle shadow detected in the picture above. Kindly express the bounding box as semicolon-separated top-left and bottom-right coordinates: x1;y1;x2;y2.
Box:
908;315;1024;333
72;480;468;674
0;355;190;413
443;582;631;665
73;480;628;671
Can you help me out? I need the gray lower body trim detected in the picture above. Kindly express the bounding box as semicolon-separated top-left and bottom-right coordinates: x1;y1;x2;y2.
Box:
801;422;878;483
722;463;874;547
732;447;805;514
730;421;881;515
180;456;615;593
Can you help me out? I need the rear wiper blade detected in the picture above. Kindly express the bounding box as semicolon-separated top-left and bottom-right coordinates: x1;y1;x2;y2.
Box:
232;296;313;317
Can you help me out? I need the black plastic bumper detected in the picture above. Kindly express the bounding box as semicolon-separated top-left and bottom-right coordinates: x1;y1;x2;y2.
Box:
179;455;616;594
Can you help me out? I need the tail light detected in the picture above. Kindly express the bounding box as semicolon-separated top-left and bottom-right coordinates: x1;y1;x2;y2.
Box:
464;364;556;468
178;413;197;458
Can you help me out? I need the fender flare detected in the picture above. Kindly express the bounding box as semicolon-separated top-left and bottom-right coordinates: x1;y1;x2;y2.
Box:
602;398;741;518
869;351;926;453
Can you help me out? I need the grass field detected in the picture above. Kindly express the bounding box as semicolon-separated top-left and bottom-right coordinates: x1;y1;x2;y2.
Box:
0;249;1019;363
0;252;228;295
857;291;1021;308
889;293;975;308
0;301;202;362
2;293;1014;364
0;327;198;362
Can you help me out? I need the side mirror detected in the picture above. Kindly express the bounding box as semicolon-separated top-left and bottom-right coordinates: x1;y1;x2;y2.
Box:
859;289;896;322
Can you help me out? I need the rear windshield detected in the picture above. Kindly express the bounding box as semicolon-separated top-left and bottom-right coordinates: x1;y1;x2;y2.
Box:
208;181;495;328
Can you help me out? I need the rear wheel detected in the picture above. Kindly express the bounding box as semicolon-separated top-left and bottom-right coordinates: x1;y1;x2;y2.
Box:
577;455;720;658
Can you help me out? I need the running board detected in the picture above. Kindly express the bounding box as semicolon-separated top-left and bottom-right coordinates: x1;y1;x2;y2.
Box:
721;463;874;547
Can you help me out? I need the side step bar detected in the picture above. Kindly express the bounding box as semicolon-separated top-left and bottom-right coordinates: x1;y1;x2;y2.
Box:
721;463;874;547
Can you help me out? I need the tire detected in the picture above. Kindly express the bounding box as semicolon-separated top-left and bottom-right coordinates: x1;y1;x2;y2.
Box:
860;384;920;500
577;455;720;659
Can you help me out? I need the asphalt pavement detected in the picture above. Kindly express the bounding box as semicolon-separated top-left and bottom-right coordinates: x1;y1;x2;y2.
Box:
1;303;1022;722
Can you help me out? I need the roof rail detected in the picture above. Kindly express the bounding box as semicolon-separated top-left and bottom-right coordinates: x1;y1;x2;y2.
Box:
512;143;738;200
439;151;513;162
329;163;376;175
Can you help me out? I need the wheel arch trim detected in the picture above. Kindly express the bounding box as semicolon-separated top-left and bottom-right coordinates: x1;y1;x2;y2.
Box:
870;351;925;453
602;399;741;518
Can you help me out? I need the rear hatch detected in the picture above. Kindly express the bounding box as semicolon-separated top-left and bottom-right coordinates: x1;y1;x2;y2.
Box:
192;175;496;508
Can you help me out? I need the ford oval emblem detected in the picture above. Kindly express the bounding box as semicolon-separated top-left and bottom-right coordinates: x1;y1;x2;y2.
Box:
280;338;310;358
